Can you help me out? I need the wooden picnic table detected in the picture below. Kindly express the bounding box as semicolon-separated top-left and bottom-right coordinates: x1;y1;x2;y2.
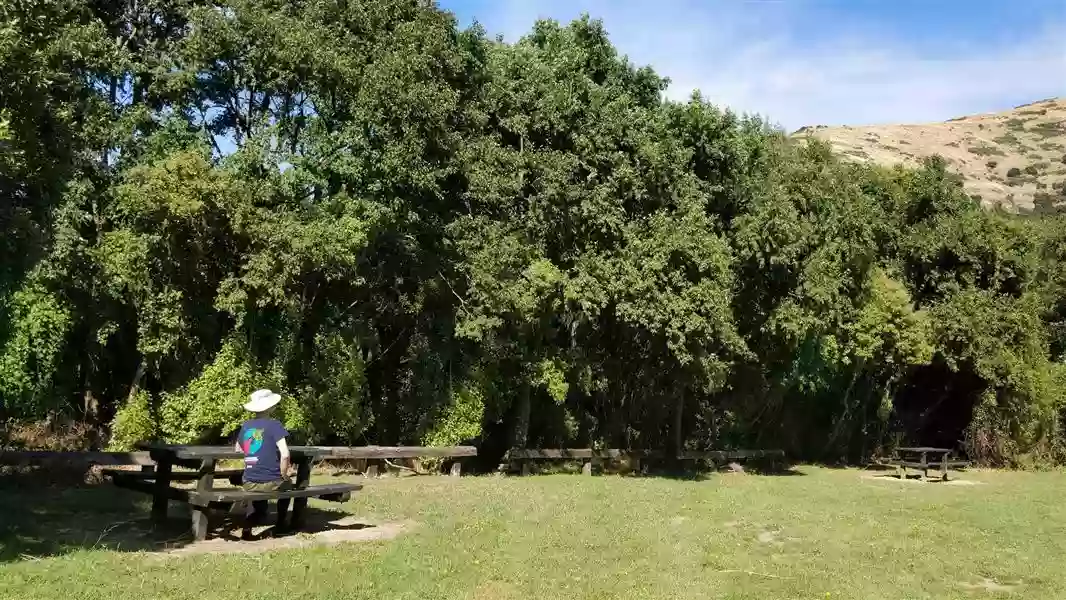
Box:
888;447;969;481
109;443;358;540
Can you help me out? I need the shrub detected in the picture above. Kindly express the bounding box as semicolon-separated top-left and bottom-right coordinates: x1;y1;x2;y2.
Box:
986;160;998;169
2;417;102;450
107;390;156;450
1024;164;1041;176
422;384;485;448
1007;167;1022;178
968;144;1005;157
994;133;1020;146
158;340;303;444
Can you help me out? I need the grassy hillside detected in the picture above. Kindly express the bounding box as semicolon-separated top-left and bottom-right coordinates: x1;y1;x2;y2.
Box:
795;97;1066;213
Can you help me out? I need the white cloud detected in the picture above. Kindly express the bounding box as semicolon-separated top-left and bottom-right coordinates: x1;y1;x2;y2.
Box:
471;0;1066;131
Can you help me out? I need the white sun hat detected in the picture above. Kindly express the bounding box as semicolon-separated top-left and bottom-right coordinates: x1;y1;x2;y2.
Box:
244;388;282;412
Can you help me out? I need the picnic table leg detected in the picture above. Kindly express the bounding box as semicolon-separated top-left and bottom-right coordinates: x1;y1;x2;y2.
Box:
151;460;173;522
582;461;593;476
941;455;950;481
191;507;210;541
190;459;216;541
290;459;313;529
449;462;462;477
921;452;929;479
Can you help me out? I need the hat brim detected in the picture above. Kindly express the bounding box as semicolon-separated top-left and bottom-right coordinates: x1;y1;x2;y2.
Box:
244;393;281;412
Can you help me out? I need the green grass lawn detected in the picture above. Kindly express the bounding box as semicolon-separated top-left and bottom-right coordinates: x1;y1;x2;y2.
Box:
2;466;1066;599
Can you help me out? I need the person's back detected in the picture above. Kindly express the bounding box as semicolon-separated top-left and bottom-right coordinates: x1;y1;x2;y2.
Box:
237;415;288;483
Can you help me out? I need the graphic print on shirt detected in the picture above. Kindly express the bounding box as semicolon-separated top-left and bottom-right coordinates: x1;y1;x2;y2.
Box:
241;428;264;465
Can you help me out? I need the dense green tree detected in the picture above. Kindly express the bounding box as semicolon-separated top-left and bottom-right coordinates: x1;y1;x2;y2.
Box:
2;1;1063;465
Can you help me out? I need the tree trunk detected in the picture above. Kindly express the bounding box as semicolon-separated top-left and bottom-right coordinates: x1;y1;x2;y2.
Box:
511;383;531;449
672;385;685;460
127;360;147;404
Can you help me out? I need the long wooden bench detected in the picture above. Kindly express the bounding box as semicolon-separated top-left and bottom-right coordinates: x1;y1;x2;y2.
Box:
501;448;786;475
190;482;359;505
317;445;477;477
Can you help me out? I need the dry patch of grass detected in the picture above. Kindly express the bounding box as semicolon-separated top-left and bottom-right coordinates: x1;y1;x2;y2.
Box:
796;97;1066;211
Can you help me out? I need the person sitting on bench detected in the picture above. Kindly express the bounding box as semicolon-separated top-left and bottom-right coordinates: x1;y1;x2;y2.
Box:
236;388;293;537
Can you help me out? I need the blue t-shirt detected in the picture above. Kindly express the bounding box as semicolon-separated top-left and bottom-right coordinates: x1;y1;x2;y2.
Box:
237;418;288;483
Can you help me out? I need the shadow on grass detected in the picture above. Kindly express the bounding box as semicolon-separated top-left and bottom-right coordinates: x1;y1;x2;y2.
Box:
0;467;183;561
644;462;807;480
0;467;360;562
214;509;373;542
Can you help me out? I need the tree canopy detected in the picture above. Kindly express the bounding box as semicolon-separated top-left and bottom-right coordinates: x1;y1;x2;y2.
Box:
2;0;1064;466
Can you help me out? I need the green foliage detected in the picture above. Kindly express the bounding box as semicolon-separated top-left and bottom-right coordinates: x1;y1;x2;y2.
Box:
298;332;371;444
845;271;934;368
534;359;570;404
107;390;156;451
159;340;302;444
422;382;485;447
0;284;72;418
2;0;1066;466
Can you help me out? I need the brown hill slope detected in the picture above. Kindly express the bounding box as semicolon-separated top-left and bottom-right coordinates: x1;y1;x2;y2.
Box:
794;98;1066;213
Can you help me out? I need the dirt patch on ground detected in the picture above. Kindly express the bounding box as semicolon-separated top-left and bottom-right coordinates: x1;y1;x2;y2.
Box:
161;518;415;557
861;474;984;486
958;576;1022;594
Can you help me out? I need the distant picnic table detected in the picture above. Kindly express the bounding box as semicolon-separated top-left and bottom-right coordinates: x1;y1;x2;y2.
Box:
884;447;969;481
105;444;360;541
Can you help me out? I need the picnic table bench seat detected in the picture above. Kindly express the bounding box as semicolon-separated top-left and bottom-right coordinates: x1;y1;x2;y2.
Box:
190;482;359;505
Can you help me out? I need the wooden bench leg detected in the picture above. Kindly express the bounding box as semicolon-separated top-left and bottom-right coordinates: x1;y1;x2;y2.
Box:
191;506;210;541
366;464;378;478
152;461;173;522
582;461;592;476
450;462;462;477
896;464;904;479
521;462;530;476
276;498;291;530
291;459;313;529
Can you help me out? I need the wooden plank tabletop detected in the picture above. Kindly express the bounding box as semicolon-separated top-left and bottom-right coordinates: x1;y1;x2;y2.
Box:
136;443;334;460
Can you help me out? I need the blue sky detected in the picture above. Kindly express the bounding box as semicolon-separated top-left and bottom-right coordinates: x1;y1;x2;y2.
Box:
440;0;1066;131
